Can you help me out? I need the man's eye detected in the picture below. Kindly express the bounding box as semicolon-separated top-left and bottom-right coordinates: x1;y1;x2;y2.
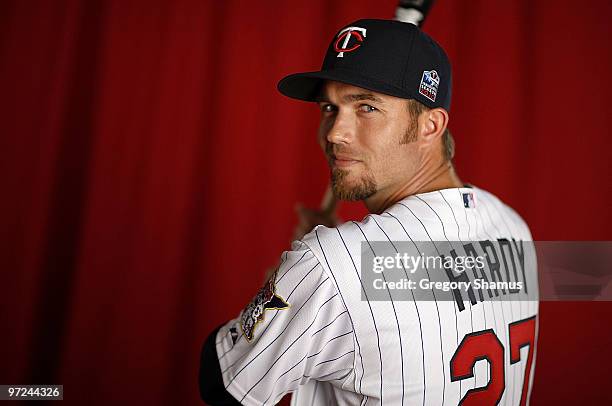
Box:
320;104;336;113
359;104;377;113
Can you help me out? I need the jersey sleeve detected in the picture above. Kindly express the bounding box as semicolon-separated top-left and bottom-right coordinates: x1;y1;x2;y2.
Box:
215;243;355;406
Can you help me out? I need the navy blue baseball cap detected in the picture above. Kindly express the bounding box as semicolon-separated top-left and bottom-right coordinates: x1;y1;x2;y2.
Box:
277;19;452;110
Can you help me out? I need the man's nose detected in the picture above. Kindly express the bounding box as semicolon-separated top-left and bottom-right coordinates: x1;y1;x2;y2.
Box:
326;112;355;145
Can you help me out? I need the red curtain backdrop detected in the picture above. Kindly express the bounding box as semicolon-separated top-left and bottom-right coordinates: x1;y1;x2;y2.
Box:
0;0;610;404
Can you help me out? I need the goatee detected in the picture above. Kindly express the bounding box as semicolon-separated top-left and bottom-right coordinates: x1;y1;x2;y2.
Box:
331;168;377;201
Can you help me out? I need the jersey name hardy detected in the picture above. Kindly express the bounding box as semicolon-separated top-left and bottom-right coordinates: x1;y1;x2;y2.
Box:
444;238;530;312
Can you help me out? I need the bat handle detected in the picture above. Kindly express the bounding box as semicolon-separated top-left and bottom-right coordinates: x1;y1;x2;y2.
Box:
395;0;436;27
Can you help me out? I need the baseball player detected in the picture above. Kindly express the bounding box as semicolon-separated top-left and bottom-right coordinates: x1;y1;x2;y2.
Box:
200;19;539;406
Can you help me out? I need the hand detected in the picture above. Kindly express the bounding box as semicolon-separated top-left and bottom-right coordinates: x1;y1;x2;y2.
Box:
263;185;337;284
293;203;340;241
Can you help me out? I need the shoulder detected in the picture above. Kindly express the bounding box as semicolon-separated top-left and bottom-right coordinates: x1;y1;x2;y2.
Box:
298;214;383;246
295;214;390;269
474;186;533;240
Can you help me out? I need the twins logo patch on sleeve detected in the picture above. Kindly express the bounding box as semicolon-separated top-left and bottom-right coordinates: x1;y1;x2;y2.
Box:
240;272;290;341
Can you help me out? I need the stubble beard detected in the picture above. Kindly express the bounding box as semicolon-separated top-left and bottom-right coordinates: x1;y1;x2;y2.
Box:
328;123;416;201
331;167;377;201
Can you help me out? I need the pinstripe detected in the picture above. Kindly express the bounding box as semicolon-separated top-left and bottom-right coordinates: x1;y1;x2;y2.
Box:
478;192;503;237
440;191;480;394
337;225;384;402
469;191;499;356
314;229;365;397
392;205;447;405
485;193;515;236
237;288;338;400
219;260;321;363
277;250;312;284
311;310;348;337
498;239;516;322
416;196;476;339
439;192;461;241
458;189;490;385
225;277;331;385
332;369;353;382
262;355;308;405
436;193;475;334
308;331;353;358
401;200;459;398
478;196;514;333
477;193;512;406
313;350;355;367
477;196;508;337
355;219;406;405
484;194;526;406
261;332;353;404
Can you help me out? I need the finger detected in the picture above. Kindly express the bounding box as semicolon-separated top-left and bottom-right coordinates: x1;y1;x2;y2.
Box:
320;183;337;214
296;207;315;225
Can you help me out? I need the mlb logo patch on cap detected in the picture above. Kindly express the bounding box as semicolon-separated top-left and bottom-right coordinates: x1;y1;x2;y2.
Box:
462;192;476;208
419;70;439;102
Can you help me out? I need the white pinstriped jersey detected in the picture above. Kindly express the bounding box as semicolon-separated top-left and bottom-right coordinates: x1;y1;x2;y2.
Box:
215;186;539;405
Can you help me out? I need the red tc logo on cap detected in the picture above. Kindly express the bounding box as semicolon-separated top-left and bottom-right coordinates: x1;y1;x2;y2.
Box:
334;26;367;58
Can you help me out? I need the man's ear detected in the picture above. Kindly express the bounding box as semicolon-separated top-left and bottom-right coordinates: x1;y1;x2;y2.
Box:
418;107;449;144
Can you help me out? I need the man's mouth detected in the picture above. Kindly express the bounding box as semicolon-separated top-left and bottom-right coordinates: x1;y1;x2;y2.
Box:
330;154;361;168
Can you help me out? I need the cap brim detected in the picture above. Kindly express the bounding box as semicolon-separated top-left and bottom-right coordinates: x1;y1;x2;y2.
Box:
277;69;413;102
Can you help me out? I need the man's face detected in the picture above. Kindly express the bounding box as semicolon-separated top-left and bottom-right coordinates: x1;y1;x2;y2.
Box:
317;81;422;201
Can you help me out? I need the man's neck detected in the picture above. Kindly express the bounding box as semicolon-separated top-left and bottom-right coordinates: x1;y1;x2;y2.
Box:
365;161;463;214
